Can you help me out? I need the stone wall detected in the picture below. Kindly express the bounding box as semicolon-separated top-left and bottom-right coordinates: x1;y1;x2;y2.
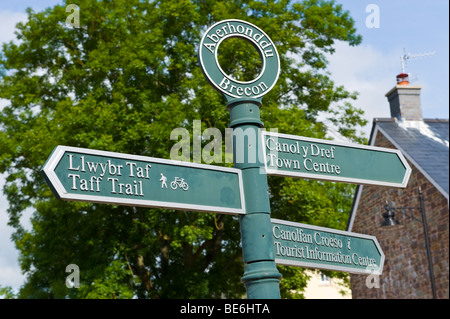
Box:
350;131;449;299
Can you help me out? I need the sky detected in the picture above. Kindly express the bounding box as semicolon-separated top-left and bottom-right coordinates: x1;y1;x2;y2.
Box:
326;0;449;137
0;0;448;295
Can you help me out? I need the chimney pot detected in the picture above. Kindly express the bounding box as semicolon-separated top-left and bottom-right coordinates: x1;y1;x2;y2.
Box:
396;73;410;85
385;76;423;121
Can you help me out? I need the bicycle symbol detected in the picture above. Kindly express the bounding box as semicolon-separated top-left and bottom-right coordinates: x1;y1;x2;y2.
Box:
170;177;189;191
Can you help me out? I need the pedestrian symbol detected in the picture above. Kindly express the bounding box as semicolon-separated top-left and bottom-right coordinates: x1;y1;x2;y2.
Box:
160;173;168;189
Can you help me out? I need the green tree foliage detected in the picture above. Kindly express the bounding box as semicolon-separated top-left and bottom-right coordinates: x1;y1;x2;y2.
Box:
0;285;17;299
0;0;367;298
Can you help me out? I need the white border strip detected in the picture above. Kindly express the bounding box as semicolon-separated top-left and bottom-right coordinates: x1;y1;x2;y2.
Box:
262;131;412;188
271;218;385;275
42;146;246;215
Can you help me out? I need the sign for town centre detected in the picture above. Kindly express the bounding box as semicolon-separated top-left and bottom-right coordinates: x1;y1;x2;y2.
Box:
262;131;411;188
41;146;245;215
271;219;385;275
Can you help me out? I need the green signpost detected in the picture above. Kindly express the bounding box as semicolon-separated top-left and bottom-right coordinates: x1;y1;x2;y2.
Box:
199;19;283;299
271;219;384;275
41;19;410;299
41;146;245;215
263;131;411;187
197;19;399;299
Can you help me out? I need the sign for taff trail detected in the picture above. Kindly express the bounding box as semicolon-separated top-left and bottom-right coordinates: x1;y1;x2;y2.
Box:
41;146;245;215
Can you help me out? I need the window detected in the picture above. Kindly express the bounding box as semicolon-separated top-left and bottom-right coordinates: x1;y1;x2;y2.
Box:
320;272;331;285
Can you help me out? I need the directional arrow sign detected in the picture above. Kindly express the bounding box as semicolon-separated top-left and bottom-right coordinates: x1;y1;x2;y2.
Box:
262;131;411;187
271;219;385;275
41;146;245;215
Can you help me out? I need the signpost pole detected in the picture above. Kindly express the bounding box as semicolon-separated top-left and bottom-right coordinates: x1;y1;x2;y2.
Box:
228;98;282;299
198;19;283;299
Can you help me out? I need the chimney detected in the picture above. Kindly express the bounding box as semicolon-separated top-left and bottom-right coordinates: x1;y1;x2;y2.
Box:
385;73;423;121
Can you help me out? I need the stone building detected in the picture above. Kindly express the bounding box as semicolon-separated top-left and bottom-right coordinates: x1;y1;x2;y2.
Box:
347;73;449;299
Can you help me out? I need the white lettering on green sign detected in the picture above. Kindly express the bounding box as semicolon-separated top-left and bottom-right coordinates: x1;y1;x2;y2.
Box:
67;154;160;197
263;131;411;187
202;21;275;58
271;218;384;275
199;19;280;100
42;146;246;215
265;137;341;175
219;77;268;98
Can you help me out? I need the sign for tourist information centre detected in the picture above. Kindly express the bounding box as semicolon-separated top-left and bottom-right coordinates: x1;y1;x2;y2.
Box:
41;146;245;215
262;131;411;187
271;219;385;275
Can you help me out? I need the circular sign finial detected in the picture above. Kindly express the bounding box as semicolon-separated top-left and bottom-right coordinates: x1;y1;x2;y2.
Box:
199;19;280;102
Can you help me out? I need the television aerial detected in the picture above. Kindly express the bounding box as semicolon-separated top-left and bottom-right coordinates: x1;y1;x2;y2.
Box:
396;49;435;84
400;49;436;74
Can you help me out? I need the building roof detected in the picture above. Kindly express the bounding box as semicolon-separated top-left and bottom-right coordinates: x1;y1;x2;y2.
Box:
373;118;449;197
347;118;449;232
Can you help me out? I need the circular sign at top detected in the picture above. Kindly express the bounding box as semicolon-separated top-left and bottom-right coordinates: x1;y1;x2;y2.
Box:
199;19;280;100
